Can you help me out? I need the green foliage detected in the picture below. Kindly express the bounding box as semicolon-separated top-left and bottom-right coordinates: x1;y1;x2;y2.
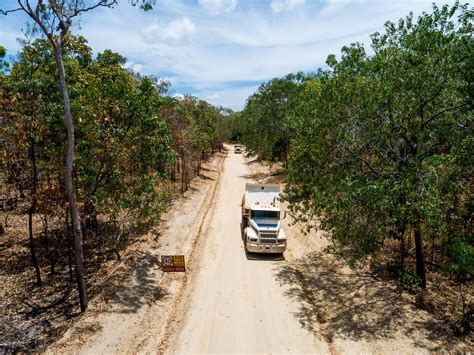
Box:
238;73;307;162
0;45;8;74
291;3;472;283
1;34;228;238
444;236;474;279
398;268;423;291
236;3;474;286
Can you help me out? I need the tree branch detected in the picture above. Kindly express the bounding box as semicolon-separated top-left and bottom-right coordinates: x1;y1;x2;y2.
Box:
68;0;117;19
420;86;445;113
49;0;69;32
422;102;469;129
341;144;383;177
0;7;22;15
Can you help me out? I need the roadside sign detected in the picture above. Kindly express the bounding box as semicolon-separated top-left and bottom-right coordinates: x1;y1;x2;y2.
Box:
161;255;186;273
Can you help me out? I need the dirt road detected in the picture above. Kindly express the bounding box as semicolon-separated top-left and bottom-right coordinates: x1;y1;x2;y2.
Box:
50;145;470;354
166;147;469;354
168;148;328;353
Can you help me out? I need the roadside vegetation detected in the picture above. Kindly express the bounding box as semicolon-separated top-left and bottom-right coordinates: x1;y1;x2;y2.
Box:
0;29;230;354
232;2;473;335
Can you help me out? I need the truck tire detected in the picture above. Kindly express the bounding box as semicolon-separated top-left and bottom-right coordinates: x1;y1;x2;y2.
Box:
243;230;248;253
241;217;247;239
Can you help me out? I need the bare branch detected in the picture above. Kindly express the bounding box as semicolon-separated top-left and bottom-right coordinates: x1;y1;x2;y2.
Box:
34;0;42;18
68;0;117;19
21;0;57;45
0;7;22;15
49;0;69;33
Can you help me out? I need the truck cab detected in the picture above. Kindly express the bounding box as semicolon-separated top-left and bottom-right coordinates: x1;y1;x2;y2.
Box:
242;184;286;254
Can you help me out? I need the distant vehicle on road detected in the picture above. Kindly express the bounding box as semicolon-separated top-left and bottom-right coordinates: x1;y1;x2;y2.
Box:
234;144;242;154
241;184;286;254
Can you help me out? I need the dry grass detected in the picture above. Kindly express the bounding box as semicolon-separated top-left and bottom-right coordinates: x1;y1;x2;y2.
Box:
0;175;204;351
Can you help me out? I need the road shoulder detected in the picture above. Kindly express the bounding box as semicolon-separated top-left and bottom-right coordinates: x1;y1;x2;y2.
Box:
47;150;226;354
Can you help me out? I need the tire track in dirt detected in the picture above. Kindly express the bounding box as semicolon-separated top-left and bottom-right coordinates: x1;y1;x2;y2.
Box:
243;155;339;354
155;149;227;354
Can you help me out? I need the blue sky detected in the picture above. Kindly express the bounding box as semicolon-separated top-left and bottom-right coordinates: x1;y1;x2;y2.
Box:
0;0;458;110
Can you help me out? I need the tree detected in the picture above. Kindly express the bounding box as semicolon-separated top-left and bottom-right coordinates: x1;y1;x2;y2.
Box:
1;0;156;312
236;2;473;291
284;2;473;289
241;73;306;163
0;46;9;74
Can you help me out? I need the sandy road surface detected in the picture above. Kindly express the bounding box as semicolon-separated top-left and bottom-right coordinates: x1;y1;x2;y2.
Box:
169;148;328;353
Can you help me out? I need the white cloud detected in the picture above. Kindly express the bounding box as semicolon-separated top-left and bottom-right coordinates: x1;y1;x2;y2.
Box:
195;85;260;111
321;0;352;14
123;61;144;73
3;0;458;110
157;76;178;85
143;17;196;45
206;94;220;101
271;0;305;13
198;0;238;15
173;93;185;100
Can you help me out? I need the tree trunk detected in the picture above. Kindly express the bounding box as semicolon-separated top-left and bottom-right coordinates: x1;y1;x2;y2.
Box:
170;162;176;182
184;157;188;192
414;220;426;289
28;131;42;286
431;234;435;264
53;47;88;312
400;229;405;269
84;201;99;234
181;154;186;193
66;207;73;283
28;208;42;286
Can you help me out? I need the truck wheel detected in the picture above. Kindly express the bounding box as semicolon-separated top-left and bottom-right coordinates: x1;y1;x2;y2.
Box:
243;232;248;253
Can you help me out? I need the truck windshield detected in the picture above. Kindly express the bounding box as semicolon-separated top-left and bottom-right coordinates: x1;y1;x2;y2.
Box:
251;210;279;219
251;210;279;227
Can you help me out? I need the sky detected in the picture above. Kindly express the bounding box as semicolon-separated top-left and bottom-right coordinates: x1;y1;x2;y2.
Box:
0;0;458;110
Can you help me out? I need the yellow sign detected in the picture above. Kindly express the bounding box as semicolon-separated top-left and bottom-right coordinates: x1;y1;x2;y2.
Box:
173;255;185;267
161;255;186;272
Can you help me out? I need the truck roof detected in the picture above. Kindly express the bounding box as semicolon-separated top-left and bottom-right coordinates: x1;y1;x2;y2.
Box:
243;183;280;209
250;203;280;212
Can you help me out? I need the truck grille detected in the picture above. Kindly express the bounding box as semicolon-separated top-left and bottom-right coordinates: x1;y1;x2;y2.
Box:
260;232;277;244
260;233;277;239
260;238;276;244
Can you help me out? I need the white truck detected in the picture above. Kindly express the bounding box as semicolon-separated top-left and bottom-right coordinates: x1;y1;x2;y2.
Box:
241;184;286;254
